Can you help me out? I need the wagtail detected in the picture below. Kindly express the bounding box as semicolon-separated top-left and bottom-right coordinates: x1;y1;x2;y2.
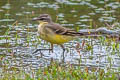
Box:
32;14;83;55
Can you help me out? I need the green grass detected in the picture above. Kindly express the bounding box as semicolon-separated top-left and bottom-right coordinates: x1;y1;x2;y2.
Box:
0;61;119;80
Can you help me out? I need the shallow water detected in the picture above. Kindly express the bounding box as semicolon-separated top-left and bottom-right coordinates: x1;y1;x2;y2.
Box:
0;0;120;70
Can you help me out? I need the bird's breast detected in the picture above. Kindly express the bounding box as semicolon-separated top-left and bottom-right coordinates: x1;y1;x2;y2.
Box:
38;22;48;34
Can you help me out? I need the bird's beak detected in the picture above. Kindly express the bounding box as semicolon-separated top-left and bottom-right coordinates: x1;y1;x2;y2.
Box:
32;17;40;21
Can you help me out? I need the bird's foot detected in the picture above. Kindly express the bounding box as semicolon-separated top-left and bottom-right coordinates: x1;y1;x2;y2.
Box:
32;48;53;58
32;48;53;54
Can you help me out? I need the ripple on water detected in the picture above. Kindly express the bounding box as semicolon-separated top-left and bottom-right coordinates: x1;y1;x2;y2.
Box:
80;15;90;18
99;16;116;22
106;2;120;9
1;3;11;9
0;9;4;12
0;19;15;22
28;2;59;10
5;13;10;16
16;13;23;16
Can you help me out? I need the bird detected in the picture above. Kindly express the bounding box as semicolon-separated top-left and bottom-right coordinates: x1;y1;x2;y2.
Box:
32;14;83;60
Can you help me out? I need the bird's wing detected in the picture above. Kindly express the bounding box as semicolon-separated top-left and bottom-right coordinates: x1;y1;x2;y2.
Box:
45;23;83;36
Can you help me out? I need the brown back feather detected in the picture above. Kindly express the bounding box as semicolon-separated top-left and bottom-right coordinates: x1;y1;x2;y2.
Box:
45;22;83;36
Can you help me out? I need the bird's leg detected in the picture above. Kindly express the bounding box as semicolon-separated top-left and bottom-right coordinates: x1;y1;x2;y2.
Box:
32;49;44;57
49;44;53;53
33;44;53;54
60;44;65;62
33;49;51;54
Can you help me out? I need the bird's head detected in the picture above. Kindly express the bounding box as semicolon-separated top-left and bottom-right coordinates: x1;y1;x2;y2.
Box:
32;14;52;23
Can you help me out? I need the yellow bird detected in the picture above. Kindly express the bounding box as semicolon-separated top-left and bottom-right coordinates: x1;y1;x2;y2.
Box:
32;14;83;54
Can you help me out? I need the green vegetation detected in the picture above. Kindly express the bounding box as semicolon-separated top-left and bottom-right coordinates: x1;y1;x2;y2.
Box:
0;61;119;80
